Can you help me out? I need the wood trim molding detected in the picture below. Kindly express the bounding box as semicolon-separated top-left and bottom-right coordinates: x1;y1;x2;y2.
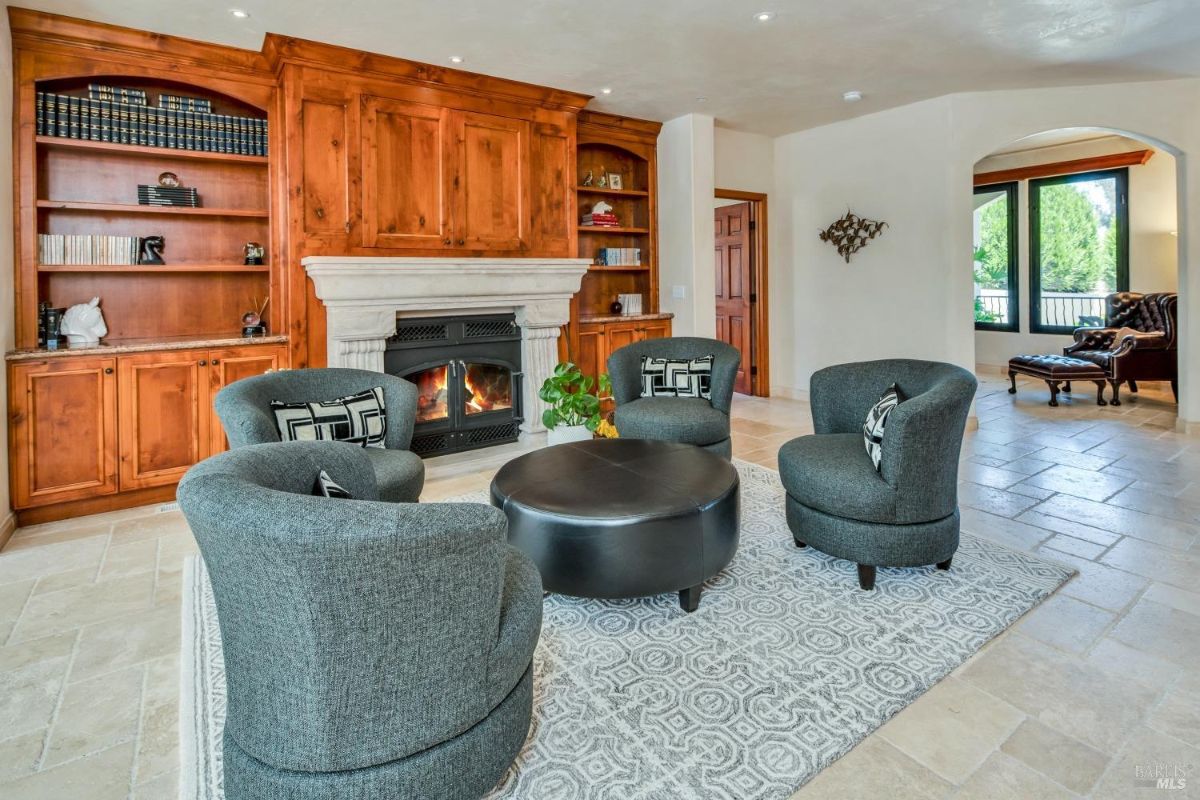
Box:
263;34;591;112
974;150;1153;186
578;110;663;138
0;511;15;551
714;188;770;397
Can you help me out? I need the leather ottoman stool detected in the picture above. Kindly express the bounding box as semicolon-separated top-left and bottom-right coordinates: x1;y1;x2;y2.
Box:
1007;354;1108;407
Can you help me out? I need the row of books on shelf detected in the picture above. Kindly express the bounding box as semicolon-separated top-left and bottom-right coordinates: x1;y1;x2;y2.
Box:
580;212;620;227
38;234;141;266
86;85;214;113
595;248;642;266
137;185;200;208
35;91;268;156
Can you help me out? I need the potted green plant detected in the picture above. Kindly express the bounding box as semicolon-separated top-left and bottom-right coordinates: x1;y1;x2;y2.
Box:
539;362;611;446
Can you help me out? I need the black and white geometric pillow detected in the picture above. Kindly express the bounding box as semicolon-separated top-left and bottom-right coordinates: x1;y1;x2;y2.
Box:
863;383;903;471
313;469;352;499
640;355;714;399
270;387;387;448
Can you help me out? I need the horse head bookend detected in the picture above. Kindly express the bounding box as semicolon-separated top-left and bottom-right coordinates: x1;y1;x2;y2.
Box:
60;296;107;345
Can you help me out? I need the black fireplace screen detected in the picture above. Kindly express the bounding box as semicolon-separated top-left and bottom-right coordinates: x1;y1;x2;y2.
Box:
385;315;523;458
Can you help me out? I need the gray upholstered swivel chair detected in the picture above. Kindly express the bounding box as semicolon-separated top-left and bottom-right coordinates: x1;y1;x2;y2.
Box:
177;441;542;800
607;337;741;459
215;367;424;503
778;359;977;590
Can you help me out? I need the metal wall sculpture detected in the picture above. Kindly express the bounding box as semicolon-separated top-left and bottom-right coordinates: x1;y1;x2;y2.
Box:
818;211;888;263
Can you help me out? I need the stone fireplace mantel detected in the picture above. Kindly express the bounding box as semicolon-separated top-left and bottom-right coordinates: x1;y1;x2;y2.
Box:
302;256;591;434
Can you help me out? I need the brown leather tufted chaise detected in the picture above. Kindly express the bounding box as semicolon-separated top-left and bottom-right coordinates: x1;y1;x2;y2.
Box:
1063;291;1178;406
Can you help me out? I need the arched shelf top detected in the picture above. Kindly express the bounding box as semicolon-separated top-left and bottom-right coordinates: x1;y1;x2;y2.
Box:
35;73;267;117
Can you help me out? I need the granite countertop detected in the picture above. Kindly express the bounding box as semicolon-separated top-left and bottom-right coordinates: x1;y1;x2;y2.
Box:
579;312;675;324
6;334;289;361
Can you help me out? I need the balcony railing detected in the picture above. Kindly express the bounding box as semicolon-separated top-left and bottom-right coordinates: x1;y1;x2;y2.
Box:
975;291;1107;329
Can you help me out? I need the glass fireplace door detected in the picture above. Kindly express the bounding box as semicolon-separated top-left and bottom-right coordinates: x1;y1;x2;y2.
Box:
462;362;513;417
410;364;451;424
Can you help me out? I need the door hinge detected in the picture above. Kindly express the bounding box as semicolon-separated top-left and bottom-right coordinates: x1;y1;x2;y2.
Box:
750;366;758;376
749;220;757;229
749;293;757;303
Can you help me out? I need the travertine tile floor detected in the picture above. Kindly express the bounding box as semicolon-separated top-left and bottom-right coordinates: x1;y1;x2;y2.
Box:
1;370;1198;799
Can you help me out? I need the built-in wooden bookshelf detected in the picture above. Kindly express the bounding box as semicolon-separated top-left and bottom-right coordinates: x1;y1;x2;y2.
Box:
27;77;273;344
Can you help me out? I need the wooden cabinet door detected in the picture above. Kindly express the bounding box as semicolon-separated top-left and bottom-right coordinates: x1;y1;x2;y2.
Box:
9;358;118;508
606;323;640;355
207;344;287;455
639;320;672;341
576;325;605;384
117;351;208;490
361;96;452;248
450;111;529;251
528;118;574;256
296;81;359;246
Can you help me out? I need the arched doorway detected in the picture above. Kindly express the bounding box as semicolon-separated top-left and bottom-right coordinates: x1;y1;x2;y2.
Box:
970;127;1183;414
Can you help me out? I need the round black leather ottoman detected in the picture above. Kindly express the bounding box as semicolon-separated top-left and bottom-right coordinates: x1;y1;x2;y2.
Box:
489;439;740;612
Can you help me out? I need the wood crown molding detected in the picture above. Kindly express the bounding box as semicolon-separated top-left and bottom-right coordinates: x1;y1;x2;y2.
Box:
974;149;1154;186
262;34;592;112
7;7;273;82
578;109;663;137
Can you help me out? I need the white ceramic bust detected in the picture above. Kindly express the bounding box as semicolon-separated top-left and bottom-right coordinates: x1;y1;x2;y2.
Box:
60;296;107;346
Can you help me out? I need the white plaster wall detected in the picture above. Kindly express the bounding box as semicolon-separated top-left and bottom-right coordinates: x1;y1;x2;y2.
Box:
657;114;715;337
973;137;1179;368
770;78;1200;422
0;15;12;525
713;126;794;392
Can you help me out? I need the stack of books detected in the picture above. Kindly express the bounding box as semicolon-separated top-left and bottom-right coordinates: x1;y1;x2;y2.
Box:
138;184;200;208
596;247;641;266
617;293;644;315
581;211;620;227
38;233;140;266
35;84;269;156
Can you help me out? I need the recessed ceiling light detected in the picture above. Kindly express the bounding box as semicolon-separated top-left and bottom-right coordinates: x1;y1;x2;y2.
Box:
696;96;708;103
601;87;613;95
753;11;776;22
229;8;249;18
842;90;863;103
449;55;464;64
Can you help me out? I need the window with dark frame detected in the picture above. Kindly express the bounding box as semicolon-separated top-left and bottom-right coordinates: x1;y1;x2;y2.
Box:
972;182;1019;332
1029;168;1129;334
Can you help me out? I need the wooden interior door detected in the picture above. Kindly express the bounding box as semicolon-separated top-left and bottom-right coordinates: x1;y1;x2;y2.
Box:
118;350;208;489
451;111;529;250
9;358;118;507
361;96;451;248
715;202;753;394
207;344;287;454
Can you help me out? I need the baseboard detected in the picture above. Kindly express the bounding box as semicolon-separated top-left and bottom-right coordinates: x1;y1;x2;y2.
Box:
0;510;16;551
974;362;1009;376
770;385;808;402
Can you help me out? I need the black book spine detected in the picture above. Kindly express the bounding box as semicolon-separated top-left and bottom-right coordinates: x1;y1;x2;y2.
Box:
67;97;80;139
261;119;269;156
154;108;166;148
185;110;196;150
99;100;111;142
55;94;68;137
139;105;150;147
84;98;95;141
35;92;44;136
165;109;177;149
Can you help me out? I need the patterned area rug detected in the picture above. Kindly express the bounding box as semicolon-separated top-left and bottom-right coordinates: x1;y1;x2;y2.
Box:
181;460;1073;800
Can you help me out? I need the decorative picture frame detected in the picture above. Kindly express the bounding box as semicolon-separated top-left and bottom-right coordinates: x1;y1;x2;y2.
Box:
607;173;623;190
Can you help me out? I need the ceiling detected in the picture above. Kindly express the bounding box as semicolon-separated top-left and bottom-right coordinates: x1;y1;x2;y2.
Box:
16;0;1200;136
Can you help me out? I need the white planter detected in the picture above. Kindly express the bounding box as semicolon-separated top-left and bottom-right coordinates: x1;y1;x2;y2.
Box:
546;424;593;446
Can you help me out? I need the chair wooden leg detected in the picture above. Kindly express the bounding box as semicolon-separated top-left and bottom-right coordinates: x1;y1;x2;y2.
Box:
1109;380;1122;406
1063;381;1072;393
1008;371;1017;394
1094;380;1107;406
1172;378;1179;402
1128;379;1138;393
1047;380;1060;407
857;564;876;591
936;558;952;571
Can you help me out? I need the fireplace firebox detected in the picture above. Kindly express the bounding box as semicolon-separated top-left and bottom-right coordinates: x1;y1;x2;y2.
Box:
385;314;523;457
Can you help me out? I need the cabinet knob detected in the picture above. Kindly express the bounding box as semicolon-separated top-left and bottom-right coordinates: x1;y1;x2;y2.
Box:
104;367;113;374
443;238;452;245
457;238;465;246
211;359;220;366
198;359;208;366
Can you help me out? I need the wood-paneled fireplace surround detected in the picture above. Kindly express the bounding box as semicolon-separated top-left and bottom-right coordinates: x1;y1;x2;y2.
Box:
4;8;671;526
